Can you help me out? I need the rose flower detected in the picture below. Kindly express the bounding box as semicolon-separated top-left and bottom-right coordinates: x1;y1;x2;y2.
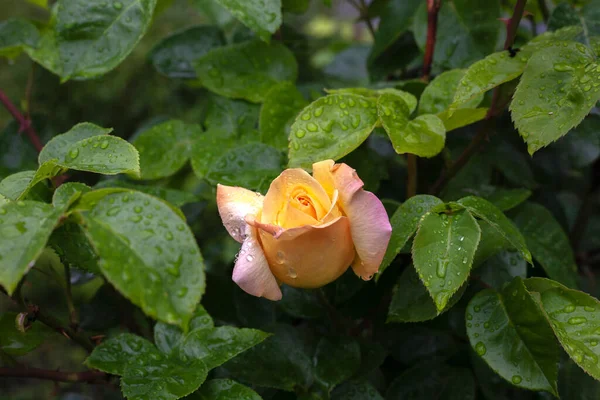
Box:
216;159;392;300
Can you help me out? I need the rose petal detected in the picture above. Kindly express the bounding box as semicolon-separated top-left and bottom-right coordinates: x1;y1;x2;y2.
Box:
318;161;392;280
216;184;264;243
232;225;282;301
262;169;331;228
312;159;336;197
254;216;355;288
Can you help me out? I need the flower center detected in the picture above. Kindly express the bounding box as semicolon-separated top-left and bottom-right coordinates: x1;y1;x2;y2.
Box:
291;190;318;220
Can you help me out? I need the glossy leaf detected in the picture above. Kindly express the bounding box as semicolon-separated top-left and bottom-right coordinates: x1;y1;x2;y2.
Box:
205;96;260;136
196;379;262;400
39;123;113;165
388;266;466;323
223;324;313;391
154;305;214;355
510;42;600;155
132;120;201;180
205;143;283;192
368;0;421;63
213;0;281;42
0;201;61;294
535;285;600;380
412;209;481;311
313;336;361;390
86;333;208;400
413;0;501;70
94;180;198;207
378;93;446;158
78;191;204;328
150;25;225;79
189;131;235;181
437;107;488;132
52;182;91;209
49;222;100;274
466;278;560;395
288;94;379;168
0;18;39;59
457;196;531;264
55;0;158;80
195;40;297;103
0;312;53;356
180;326;270;370
418;69;483;115
379;194;444;279
478;250;527;290
450;26;583;110
0;171;37;201
259;81;308;150
512;202;579;288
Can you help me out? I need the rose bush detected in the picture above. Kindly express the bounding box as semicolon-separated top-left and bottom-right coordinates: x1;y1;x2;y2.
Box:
216;159;392;300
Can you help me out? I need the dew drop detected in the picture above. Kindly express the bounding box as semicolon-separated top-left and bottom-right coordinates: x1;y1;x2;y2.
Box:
68;148;79;159
568;316;587;325
512;375;522;384
475;342;487;356
287;267;297;278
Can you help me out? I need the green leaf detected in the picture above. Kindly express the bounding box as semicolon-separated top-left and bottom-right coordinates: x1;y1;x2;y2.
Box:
418;69;483;115
195;39;297;103
512;202;579;288
437;108;488;132
457;196;531;264
387;265;466;323
189;131;235;180
205;143;283;192
49;222;100;274
368;0;421;63
0;312;53;356
288;94;379;168
510;41;600;155
259;81;308;150
279;286;326;319
78;191;204;328
132;120;201;180
484;187;532;212
466;277;560;395
27;0;48;8
378;92;446;157
154;305;214;355
386;361;476;399
331;381;383;400
94;180;198;207
39;122;113;165
472;219;511;268
86;333;208;400
60;135;140;177
412;209;481;311
478;250;527;290
559;358;600;400
52;182;91;209
413;0;502;70
24;7;62;76
0;18;40;59
534;285;600;380
326;87;418;114
213;0;281;42
0;120;39;180
379;195;443;279
205;96;260;136
150;25;225;79
313;336;360;390
450;26;583;110
55;0;158;80
0;171;37;201
196;379;262;400
0;201;62;294
180;326;270;370
223;324;313;391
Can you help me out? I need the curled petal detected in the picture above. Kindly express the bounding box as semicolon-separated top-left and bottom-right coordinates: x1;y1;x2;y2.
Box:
262;169;332;228
255;216;355;288
317;161;392;279
216;184;264;243
232;225;282;301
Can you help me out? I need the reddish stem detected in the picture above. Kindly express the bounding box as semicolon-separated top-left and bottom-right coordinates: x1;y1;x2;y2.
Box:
0;89;43;152
422;0;442;81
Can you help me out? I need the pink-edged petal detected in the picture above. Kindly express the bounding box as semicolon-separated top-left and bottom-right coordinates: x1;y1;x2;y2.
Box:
329;163;392;280
232;225;282;301
216;184;264;243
